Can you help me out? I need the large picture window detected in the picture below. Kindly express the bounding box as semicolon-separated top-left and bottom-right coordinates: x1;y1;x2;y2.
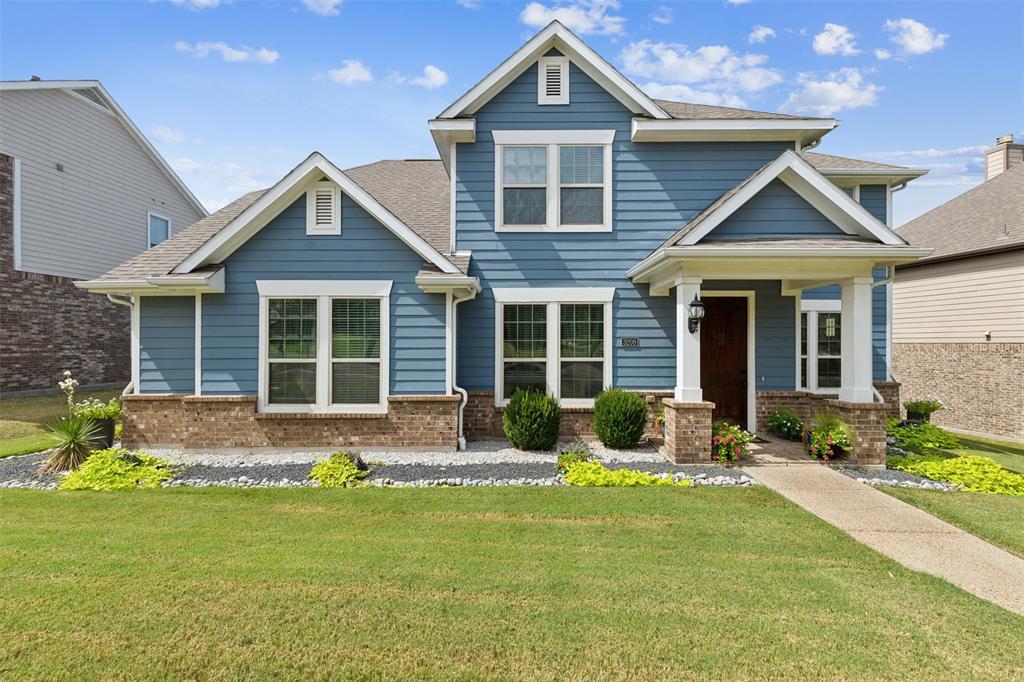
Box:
799;302;842;392
495;288;613;406
494;131;613;232
258;281;391;413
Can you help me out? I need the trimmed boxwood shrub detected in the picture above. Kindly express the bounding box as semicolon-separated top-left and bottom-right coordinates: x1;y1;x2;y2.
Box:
593;388;647;449
503;389;561;450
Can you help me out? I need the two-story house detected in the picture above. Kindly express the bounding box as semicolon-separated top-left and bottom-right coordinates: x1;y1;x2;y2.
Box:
79;22;930;463
0;79;206;393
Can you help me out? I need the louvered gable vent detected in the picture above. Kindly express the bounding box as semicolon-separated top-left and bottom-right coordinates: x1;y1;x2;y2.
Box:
537;56;569;105
306;180;341;235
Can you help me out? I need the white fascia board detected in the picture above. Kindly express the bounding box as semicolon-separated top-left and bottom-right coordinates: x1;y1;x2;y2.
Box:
663;245;933;259
75;268;227;295
0;79;101;91
492;287;615;303
256;280;393;298
429;119;477;171
631;118;835;143
492;129;615;145
415;274;482;294
436;21;667;121
174;153;461;276
818;168;928;186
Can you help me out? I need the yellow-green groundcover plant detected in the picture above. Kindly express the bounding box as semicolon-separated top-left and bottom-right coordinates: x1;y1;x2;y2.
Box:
308;452;368;488
59;448;174;491
889;454;1024;496
564;460;691;487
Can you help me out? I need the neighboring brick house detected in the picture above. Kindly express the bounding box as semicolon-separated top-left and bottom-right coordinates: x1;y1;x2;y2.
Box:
0;80;205;393
894;136;1024;440
78;22;932;463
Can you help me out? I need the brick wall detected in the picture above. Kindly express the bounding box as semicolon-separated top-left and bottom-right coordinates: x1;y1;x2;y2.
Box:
463;389;673;442
755;382;900;434
121;394;461;449
894;342;1023;440
0;153;129;393
661;399;714;463
824;399;888;466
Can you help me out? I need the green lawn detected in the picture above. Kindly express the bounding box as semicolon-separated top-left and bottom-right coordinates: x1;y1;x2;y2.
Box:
1;488;1021;680
949;434;1024;474
884;488;1024;559
0;388;122;457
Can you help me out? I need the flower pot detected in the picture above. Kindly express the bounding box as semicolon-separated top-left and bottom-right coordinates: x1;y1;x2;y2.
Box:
95;418;116;449
906;411;930;423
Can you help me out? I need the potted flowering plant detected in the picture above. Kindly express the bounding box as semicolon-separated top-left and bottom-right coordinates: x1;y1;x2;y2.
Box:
70;397;122;448
807;414;853;461
904;398;944;423
767;409;804;442
711;421;753;465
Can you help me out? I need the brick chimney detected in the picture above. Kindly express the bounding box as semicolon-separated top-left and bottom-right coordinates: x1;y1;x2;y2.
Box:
984;134;1024;180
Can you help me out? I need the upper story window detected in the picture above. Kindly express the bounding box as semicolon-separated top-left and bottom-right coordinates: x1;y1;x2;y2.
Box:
537;56;569;105
148;212;170;249
494;130;613;233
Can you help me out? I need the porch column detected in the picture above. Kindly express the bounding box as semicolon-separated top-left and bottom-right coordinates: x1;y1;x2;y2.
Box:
839;276;874;403
675;277;703;402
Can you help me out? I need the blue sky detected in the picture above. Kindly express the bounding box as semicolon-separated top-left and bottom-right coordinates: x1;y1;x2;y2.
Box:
2;0;1022;225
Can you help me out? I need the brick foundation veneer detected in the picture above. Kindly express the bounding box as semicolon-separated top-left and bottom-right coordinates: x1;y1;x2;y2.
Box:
755;382;901;433
0;153;130;393
894;342;1023;440
661;399;714;463
823;399;888;466
121;394;460;449
462;390;673;441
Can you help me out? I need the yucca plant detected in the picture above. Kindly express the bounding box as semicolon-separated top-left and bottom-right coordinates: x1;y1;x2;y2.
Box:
38;416;103;474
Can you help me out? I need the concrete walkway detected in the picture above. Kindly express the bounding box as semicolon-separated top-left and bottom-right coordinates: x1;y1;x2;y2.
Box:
745;464;1024;616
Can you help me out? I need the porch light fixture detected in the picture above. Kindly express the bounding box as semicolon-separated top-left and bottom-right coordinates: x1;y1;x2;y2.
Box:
688;294;705;334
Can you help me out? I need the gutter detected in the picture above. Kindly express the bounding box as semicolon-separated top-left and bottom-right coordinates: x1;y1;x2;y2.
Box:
105;293;136;395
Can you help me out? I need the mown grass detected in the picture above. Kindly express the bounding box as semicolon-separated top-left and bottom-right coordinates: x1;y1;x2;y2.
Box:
1;486;1021;680
949;434;1024;474
0;388;121;457
884;488;1024;558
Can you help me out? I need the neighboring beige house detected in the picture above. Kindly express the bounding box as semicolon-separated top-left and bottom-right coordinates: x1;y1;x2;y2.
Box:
0;79;206;393
893;135;1024;440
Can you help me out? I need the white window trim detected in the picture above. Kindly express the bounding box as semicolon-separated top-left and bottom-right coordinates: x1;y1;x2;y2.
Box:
257;280;392;414
493;287;614;408
494;130;613;233
305;181;341;236
798;299;842;394
537;56;569;105
147;211;171;249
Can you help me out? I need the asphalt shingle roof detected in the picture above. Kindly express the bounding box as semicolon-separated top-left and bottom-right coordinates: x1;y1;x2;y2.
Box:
803;151;915;172
653;99;812;121
896;164;1024;261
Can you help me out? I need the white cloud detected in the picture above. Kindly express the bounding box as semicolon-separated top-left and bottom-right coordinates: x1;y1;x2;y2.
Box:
640;82;747;108
170;157;279;211
812;23;859;56
727;0;752;4
884;18;949;55
781;68;881;116
874;48;892;61
174;41;279;64
863;145;987;160
650;5;672;25
748;25;776;44
327;59;373;85
456;0;481;8
301;0;342;16
394;65;449;89
169;0;222;9
150;125;190;145
620;40;783;98
520;0;625;36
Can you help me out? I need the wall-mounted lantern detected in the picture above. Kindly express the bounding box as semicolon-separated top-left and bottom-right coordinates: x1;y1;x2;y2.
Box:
688;294;705;334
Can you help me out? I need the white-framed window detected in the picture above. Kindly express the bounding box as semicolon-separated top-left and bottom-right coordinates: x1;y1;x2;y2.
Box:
799;300;842;392
494;287;614;407
493;130;613;232
148;212;170;249
257;280;391;414
306;181;341;235
537;56;569;105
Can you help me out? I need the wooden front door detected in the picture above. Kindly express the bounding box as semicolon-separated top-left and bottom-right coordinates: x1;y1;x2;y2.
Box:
700;297;748;429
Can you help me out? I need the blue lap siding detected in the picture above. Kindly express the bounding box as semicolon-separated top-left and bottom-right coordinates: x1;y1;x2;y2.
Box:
139;296;195;394
706;180;848;240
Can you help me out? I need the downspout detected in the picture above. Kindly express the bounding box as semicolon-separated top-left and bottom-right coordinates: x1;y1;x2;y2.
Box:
451;286;478;450
106;293;135;395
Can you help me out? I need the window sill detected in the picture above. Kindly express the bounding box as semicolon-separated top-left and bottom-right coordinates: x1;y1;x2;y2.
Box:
495;224;612;233
256;410;388;420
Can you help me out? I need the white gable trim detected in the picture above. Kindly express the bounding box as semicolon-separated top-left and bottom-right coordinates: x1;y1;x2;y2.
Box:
679;150;906;247
436;21;668;120
173;153;461;275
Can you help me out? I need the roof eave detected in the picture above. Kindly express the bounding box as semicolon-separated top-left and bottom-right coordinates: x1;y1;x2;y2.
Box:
75;268;226;295
818;168;928;186
631;118;836;145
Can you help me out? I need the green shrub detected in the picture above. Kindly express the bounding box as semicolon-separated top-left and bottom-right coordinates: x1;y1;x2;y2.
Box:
807;414;853;461
711;421;753;463
592;388;648;449
888;454;1024;496
502;389;561;450
59;448;174;491
70;397;122;420
766;409;803;442
556;443;595;473
563;460;691;487
887;420;959;455
39;415;102;474
904;397;944;419
309;452;369;488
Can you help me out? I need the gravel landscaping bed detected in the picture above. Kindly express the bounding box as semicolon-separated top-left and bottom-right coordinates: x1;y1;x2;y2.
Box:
0;452;58;489
836;467;958;491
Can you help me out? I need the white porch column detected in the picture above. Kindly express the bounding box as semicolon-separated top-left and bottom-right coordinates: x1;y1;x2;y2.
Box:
840;276;874;403
675;277;703;402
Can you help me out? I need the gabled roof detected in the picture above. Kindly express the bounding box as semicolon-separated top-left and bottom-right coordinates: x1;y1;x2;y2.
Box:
804;151;927;184
653;99;808;121
0;79;207;217
897;163;1024;264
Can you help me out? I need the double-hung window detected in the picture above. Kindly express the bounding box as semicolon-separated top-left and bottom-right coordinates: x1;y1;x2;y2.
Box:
495;288;613;407
494;130;613;232
258;281;391;413
799;301;842;392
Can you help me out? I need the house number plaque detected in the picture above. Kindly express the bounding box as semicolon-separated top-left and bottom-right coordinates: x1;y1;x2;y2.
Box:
620;337;640;348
